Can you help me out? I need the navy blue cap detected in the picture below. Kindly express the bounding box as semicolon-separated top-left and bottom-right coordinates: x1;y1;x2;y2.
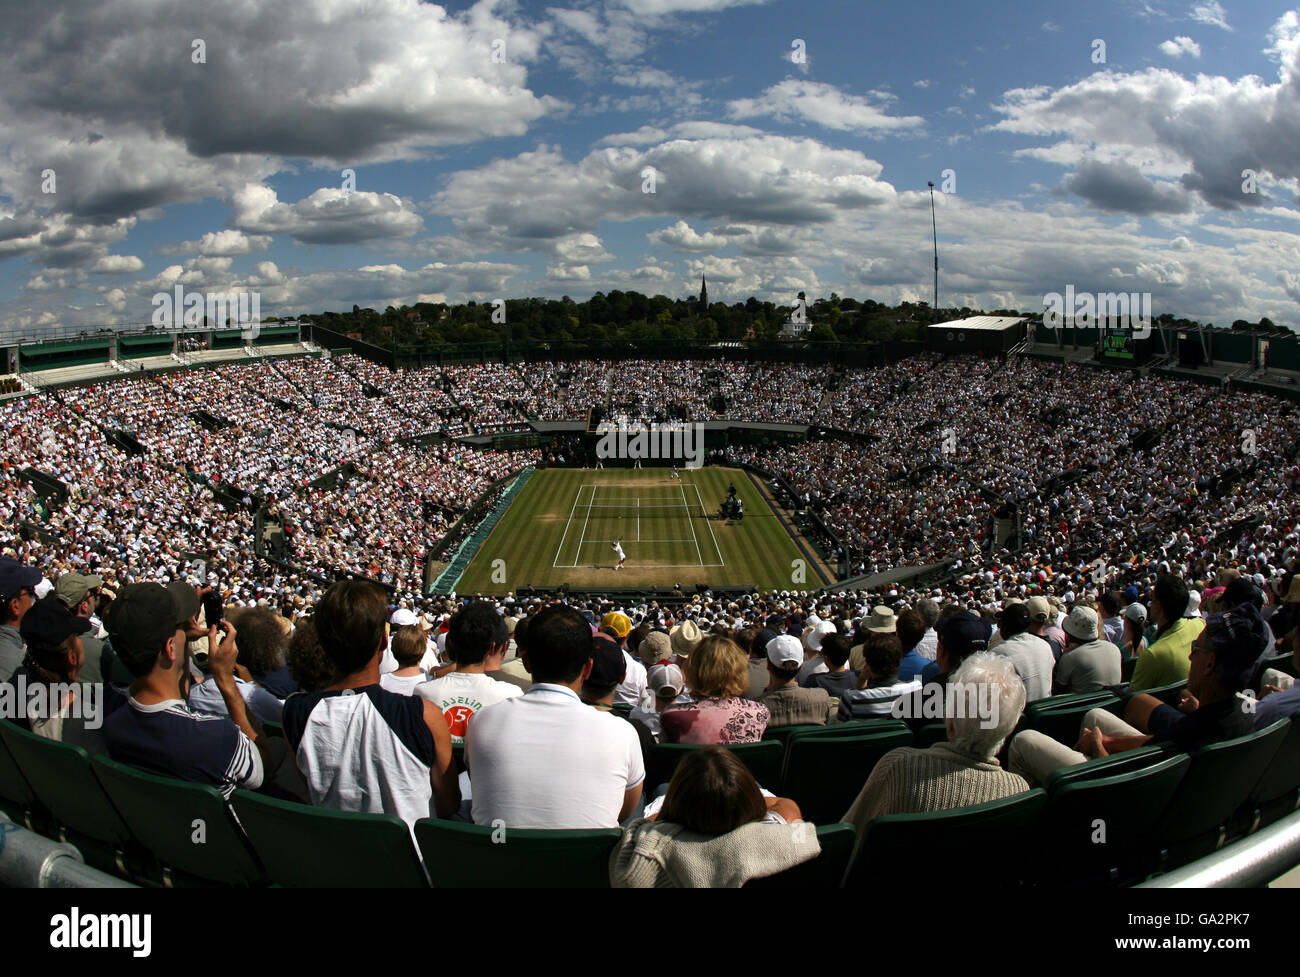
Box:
0;557;42;602
936;610;993;661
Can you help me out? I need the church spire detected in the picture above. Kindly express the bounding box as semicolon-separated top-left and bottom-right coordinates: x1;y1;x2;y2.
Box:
700;274;707;308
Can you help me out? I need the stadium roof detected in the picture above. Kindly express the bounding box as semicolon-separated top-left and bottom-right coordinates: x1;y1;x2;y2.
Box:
928;316;1028;332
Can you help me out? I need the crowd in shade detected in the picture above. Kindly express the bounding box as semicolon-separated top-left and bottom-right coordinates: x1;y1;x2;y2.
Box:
3;349;1300;885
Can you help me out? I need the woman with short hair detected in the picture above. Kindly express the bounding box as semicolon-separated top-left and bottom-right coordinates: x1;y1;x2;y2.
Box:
659;636;769;744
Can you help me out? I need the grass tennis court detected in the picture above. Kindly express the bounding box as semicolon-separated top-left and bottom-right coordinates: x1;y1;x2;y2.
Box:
454;466;815;593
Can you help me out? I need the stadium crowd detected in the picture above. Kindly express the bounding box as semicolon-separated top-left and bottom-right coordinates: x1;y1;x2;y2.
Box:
3;347;1300;885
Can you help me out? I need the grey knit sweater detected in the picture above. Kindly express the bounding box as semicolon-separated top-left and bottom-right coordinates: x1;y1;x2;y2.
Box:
609;818;822;888
842;742;1030;833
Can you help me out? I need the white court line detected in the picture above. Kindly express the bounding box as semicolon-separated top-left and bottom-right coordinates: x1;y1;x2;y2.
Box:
679;483;704;566
693;484;725;568
637;498;640;542
582;538;699;544
553;483;586;568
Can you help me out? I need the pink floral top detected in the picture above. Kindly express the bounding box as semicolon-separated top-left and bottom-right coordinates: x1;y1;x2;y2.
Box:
659;697;770;744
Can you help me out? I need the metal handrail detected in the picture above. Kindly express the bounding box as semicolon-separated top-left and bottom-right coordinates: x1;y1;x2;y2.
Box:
1137;809;1300;888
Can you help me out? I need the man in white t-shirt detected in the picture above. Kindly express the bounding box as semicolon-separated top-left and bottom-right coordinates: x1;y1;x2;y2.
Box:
468;604;644;829
601;611;652;711
415;601;521;743
991;603;1055;702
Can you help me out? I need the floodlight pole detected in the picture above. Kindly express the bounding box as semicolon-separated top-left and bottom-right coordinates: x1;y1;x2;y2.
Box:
928;181;939;322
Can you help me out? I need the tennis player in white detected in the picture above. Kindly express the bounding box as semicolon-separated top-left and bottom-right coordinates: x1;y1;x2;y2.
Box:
611;539;626;570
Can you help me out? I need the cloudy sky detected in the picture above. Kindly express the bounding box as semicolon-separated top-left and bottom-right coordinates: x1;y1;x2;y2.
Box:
1;0;1298;334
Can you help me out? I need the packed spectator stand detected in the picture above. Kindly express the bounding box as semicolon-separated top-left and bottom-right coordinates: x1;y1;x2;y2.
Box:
2;345;1299;888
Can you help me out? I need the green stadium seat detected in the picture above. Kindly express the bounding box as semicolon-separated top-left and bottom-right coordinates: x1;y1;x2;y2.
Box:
612;702;633;718
1153;720;1289;871
1043;745;1170;788
414;819;621;887
647;741;785;792
779;728;912;823
0;722;45;831
761;723;827;744
91;756;263;887
913;722;948;750
260;720;284;739
1256;652;1298;682
230;790;428;887
1121;657;1138;683
0;722;140;880
1237;716;1300;833
1022;691;1122;746
845;789;1047;889
1141;680;1188;706
797;718;909;739
744;822;856;888
1039;752;1190;886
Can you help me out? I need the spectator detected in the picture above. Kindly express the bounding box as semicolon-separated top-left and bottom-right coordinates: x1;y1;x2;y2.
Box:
736;625;768;701
416;600;522;743
805;633;858;697
283;581;459;826
580;633;656;770
381;625;431;696
839;632;921;719
1100;591;1125;647
601;612;651;712
611;747;819;887
895;610;993;729
1053;606;1122;694
848;606;895;672
761;635;832;727
796;619;837;685
54;571;116;686
843;652;1029;848
991;603;1055;701
631;663;687;737
1120;603;1149;660
0;556;42;683
467;604;644;828
914;598;940;661
1130;576;1205;692
1011;603;1271;785
660;636;770;744
285;615;334;693
895;608;930;682
230;606;298;698
9;596;118;750
638;629;672;669
102;583;267;797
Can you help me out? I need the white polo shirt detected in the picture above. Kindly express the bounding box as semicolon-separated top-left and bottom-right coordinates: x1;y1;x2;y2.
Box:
467;683;645;829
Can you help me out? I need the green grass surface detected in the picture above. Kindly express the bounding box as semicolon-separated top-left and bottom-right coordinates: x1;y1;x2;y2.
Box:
453;466;811;593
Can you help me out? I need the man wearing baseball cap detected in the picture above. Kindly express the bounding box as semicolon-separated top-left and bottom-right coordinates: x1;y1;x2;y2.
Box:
0;556;43;683
9;595;117;749
601;611;650;712
102;582;267;797
761;634;833;727
55;571;114;685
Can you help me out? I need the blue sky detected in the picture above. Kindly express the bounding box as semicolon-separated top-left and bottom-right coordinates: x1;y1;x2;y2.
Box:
0;0;1297;334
